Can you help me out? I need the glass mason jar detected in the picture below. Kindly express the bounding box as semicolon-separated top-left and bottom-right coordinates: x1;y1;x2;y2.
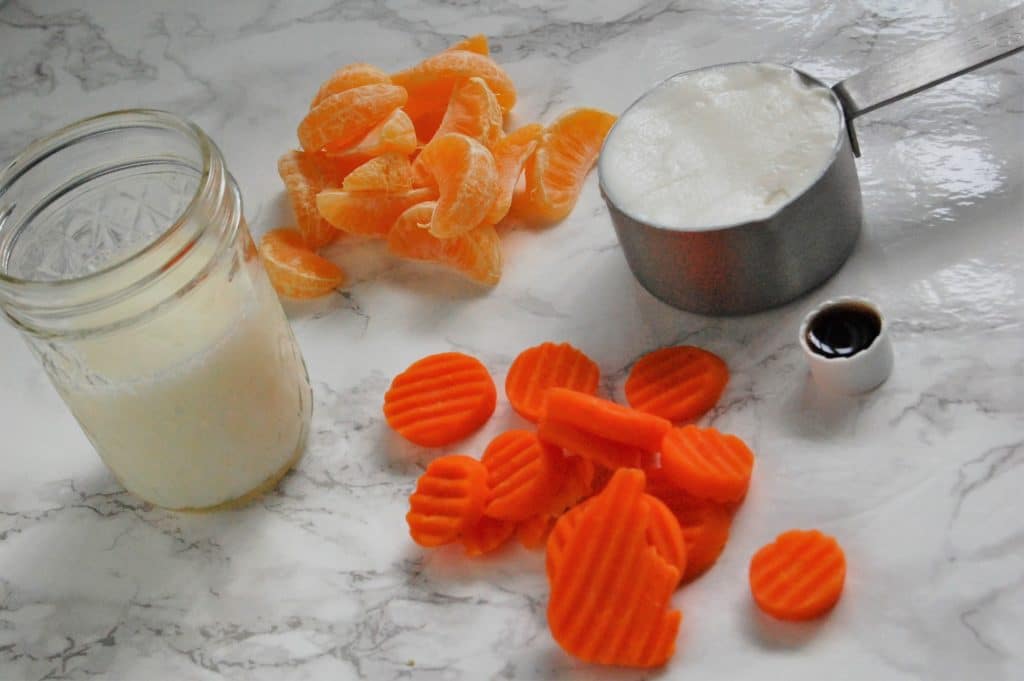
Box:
0;110;312;511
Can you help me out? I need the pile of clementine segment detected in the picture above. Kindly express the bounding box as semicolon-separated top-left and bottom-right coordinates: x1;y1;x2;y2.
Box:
387;342;848;668
259;35;617;298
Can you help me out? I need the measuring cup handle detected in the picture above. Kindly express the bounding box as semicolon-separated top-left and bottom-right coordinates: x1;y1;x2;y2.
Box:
833;5;1024;156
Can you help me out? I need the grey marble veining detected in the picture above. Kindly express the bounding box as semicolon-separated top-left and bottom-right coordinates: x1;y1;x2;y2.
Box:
1;1;1022;679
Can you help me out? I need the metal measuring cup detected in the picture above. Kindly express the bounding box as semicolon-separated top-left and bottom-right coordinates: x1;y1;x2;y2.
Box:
600;5;1024;315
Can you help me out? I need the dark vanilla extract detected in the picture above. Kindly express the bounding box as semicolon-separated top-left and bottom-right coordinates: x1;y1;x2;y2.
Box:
806;303;881;359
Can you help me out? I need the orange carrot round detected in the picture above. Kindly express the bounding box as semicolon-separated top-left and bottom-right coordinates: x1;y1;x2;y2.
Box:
481;430;565;521
384;352;497;447
537;417;643;470
749;529;847;621
406;454;489;547
625;346;729;422
461;514;517;556
645;495;687;582
546;469;681;668
543;388;671;453
505;342;600;423
516;513;555;550
660;425;754;503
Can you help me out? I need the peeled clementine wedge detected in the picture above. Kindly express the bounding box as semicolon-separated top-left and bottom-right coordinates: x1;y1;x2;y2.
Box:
515;108;616;223
342;153;414;193
324;109;417;160
435;77;504;149
311;63;391;109
317;186;437;238
415;133;499;238
298;83;407;151
392;50;516;113
387;201;503;286
484;123;543;225
258;228;345;298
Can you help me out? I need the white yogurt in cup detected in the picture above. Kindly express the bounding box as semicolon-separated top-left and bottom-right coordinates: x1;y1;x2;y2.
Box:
601;62;841;229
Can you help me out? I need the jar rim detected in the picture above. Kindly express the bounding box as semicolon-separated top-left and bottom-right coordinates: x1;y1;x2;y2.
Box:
0;108;214;292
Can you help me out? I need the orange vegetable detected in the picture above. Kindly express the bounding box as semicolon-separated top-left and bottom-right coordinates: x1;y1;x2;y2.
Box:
749;529;846;621
646;494;687;582
258;228;345;298
544;497;591;581
414;132;499;238
383;352;497;447
543;388;671;453
298;83;407;151
537;418;643;470
481;430;565;521
311;63;391;109
660;425;754;504
625;346;729;422
407;454;489;547
516;513;555;550
461;515;517;556
514;108;616;223
543;454;596;516
547;469;681;668
504;342;600;423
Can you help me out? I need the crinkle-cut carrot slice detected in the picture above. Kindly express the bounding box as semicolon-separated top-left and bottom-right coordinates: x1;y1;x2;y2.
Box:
547;469;681;668
447;34;489;56
543;454;595;516
516;512;555;550
324;109;417;160
435;77;504;149
278;150;356;249
298;83;408;151
660;425;754;504
461;515;517;556
543;388;671;453
481;430;565;522
383;352;497;447
749;529;846;621
674;498;734;583
316;186;437;238
505;342;600;423
311;62;391;109
392;49;516;113
484;123;543;225
407;454;489;547
625;346;729;422
414;132;499;238
258;228;345;299
342;153;414;193
387;202;503;286
538;418;643;470
514;108;616;223
545;494;685;586
645;494;687;582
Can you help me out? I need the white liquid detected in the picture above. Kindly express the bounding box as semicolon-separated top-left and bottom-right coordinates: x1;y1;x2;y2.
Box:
601;63;840;229
56;245;311;510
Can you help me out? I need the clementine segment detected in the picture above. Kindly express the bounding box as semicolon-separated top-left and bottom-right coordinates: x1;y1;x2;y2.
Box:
298;83;407;151
258;228;345;299
484;123;543;225
415;133;499;238
447;34;490;56
515;108;616;222
317;186;437;238
311;63;391;109
324;108;417;159
277;150;353;249
392;49;516;113
342;153;414;193
435;77;504;149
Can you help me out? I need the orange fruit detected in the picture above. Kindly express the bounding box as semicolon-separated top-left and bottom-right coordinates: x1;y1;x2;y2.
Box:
324;108;417;159
298;83;407;151
392;50;516;114
277;150;355;249
515;108;617;223
258;228;345;298
484;123;543;225
310;63;391;109
414;133;498;238
447;34;489;56
342;153;414;193
387;201;503;286
317;186;437;238
434;77;504;149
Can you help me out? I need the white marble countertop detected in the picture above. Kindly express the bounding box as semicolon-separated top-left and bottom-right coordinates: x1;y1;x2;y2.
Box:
1;1;1022;679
